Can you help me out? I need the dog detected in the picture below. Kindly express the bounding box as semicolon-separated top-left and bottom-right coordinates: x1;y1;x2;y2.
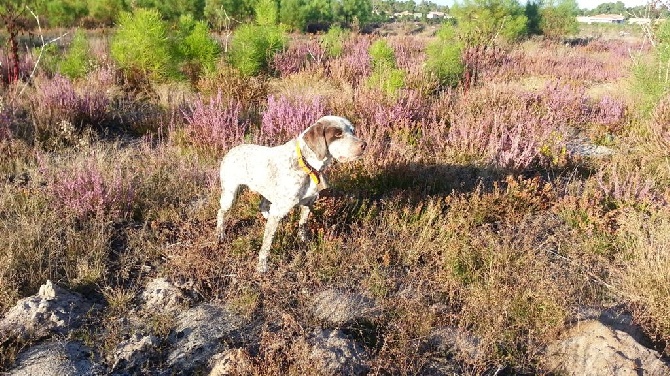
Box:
216;116;367;273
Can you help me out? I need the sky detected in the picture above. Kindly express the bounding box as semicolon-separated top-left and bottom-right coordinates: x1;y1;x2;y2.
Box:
431;0;652;10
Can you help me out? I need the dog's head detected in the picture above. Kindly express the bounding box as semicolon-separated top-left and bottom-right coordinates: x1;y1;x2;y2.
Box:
302;116;367;162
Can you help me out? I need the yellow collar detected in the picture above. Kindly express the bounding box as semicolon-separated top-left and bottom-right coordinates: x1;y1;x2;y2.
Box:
296;141;320;185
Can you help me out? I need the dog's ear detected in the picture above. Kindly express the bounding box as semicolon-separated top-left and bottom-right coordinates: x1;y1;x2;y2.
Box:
303;120;328;160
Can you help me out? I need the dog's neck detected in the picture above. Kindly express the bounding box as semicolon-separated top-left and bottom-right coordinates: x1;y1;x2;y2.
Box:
297;137;330;171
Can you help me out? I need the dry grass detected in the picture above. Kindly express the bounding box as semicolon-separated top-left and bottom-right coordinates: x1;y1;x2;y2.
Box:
1;30;670;374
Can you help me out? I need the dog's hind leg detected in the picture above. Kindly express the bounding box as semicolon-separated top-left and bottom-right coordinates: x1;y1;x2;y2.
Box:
259;197;271;219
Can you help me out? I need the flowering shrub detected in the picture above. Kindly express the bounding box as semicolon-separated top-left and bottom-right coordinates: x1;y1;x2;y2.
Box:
0;50;35;84
462;45;518;87
446;85;567;170
182;90;246;152
597;164;656;207
31;74;110;145
389;36;426;71
327;35;371;86
272;37;325;77
260;94;327;144
593;95;627;130
41;156;135;220
515;44;628;83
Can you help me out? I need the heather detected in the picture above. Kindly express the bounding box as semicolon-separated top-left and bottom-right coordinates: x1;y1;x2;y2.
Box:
2;20;670;374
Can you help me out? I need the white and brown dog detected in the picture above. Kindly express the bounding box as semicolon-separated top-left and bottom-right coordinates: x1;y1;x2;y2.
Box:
216;116;367;272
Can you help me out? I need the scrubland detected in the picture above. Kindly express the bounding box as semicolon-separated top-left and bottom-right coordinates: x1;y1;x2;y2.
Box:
1;22;670;373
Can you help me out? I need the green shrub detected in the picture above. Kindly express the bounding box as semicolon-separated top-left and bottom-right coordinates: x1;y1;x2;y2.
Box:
176;15;221;76
110;8;179;83
425;24;464;88
451;0;528;46
369;39;396;71
229;23;285;76
59;29;94;79
255;0;279;26
368;68;406;97
321;25;348;57
366;39;405;97
631;21;670;116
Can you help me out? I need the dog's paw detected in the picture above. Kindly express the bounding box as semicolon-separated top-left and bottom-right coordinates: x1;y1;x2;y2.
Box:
297;227;310;242
256;260;268;273
216;229;226;243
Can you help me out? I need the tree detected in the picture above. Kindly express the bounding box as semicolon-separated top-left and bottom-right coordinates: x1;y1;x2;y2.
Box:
279;0;307;30
451;0;528;46
425;23;464;88
0;0;34;83
135;0;205;21
333;0;372;25
540;0;579;40
41;0;88;27
303;0;333;28
590;1;625;15
204;0;256;29
525;0;541;36
110;8;178;83
87;0;128;27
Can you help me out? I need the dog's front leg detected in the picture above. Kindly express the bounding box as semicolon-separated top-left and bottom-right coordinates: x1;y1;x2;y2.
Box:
257;203;292;273
297;205;311;242
257;216;279;273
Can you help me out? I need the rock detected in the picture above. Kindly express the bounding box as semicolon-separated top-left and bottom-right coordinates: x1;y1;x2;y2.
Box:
166;304;246;373
426;327;482;364
544;320;670;375
111;333;160;373
312;289;378;326
566;138;615;158
305;329;368;375
0;280;94;341
7;340;102;376
209;348;253;376
420;358;462;376
141;278;187;312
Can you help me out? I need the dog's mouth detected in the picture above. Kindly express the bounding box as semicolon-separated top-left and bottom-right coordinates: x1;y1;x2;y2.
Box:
335;151;365;163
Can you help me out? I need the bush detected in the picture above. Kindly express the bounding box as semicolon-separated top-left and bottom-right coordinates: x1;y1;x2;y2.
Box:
425;24;464;89
260;94;327;143
110;9;179;83
539;0;579;40
229;23;286;76
368;39;396;71
631;21;670;116
59;29;94;80
182;90;246;153
176;15;221;78
451;0;529;46
366;39;405;97
30;75;110;147
321;25;349;57
367;68;406;97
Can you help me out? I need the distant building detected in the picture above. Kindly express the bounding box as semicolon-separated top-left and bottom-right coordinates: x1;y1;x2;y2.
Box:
628;17;651;25
391;11;422;20
390;11;452;21
426;11;448;19
576;14;626;24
